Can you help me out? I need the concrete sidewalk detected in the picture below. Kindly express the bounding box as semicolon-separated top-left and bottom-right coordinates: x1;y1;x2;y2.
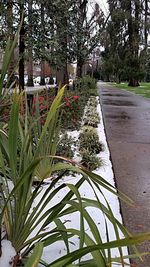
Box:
97;82;150;267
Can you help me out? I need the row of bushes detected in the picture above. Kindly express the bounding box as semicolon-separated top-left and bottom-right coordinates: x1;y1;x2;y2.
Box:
79;96;104;170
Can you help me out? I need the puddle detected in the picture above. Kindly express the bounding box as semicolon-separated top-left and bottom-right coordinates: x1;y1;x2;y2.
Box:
103;99;136;106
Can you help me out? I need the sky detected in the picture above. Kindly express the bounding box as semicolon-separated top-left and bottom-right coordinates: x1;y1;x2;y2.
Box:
88;0;109;17
97;0;109;14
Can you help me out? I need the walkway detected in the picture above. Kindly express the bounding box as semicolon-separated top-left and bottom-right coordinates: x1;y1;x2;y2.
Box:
97;82;150;267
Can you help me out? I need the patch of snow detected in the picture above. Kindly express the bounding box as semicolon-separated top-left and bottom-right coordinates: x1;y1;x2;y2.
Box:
0;240;16;267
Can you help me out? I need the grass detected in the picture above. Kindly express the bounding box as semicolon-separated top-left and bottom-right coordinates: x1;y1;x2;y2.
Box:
111;82;150;98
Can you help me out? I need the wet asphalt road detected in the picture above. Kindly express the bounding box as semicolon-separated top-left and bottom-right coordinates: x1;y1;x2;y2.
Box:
97;82;150;267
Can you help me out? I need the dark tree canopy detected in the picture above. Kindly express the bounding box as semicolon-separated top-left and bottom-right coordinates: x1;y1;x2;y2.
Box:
1;0;149;87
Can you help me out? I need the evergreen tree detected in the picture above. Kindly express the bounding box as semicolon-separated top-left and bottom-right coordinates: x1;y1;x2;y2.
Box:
103;0;148;86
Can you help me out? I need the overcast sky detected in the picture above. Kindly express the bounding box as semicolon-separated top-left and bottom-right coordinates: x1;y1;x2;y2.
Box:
98;0;108;14
91;0;109;15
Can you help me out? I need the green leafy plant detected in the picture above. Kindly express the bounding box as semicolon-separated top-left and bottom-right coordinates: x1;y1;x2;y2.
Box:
83;97;100;127
80;148;103;171
56;132;75;159
0;15;23;96
61;95;80;129
79;75;97;91
84;112;100;127
79;126;104;154
86;96;98;108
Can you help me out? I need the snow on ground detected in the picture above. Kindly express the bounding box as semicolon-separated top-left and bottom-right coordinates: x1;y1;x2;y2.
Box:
0;240;16;267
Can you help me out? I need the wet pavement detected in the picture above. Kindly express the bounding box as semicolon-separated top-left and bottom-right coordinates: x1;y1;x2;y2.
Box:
97;82;150;267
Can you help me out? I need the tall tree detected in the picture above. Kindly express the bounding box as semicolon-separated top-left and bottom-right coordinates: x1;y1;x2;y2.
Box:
6;1;16;86
126;0;141;86
75;1;106;77
103;0;126;83
39;3;46;86
103;0;146;86
19;1;25;91
27;0;34;87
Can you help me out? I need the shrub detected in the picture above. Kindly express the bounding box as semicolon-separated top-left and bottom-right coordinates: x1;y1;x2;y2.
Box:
79;126;104;154
83;97;100;127
80;75;97;90
87;96;98;108
56;132;75;158
80;148;103;171
60;95;81;129
84;112;100;127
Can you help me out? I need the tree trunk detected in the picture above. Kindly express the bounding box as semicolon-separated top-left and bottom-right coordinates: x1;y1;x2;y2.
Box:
40;4;45;86
128;79;139;87
142;0;148;67
6;1;15;87
19;22;25;91
76;61;83;78
56;63;68;87
76;0;88;78
19;2;25;91
27;57;34;87
27;0;34;87
144;0;148;51
56;13;69;86
0;227;1;257
40;60;45;85
127;0;140;87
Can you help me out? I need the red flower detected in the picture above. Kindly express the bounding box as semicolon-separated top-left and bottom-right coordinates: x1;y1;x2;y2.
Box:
73;95;79;100
39;96;44;103
40;119;45;124
40;105;44;110
64;97;69;101
66;101;71;107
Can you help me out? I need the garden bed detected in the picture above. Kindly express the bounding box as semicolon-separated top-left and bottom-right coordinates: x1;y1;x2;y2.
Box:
0;79;130;267
36;95;129;266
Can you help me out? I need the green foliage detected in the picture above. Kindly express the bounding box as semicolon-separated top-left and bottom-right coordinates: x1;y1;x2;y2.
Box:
102;0;147;84
87;96;98;107
83;96;100;127
56;132;75;159
84;111;100;127
80;75;97;90
80;148;103;171
60;90;88;130
79;126;103;155
24;243;43;267
112;82;150;99
0;20;22;96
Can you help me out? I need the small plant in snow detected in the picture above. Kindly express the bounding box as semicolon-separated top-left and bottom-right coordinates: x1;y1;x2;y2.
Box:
87;96;98;108
56;132;75;159
80;148;103;171
79;126;104;154
84;112;100;127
